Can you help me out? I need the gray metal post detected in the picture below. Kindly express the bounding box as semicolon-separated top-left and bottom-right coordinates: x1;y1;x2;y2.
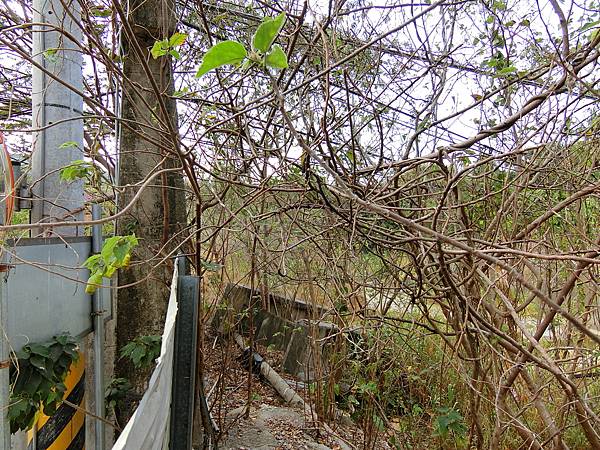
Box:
92;203;105;450
169;265;199;450
0;269;10;449
31;0;84;236
28;0;87;447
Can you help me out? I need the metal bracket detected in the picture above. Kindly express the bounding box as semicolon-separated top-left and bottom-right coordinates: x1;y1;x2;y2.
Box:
18;185;32;210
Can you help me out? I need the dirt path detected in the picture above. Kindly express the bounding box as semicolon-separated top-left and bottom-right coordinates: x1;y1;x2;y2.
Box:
199;329;372;449
220;404;342;450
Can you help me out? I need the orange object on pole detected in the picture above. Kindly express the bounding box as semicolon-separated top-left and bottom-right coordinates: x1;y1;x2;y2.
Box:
0;132;15;226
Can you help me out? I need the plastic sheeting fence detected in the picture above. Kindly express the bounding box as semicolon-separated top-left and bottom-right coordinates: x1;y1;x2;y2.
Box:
112;264;179;450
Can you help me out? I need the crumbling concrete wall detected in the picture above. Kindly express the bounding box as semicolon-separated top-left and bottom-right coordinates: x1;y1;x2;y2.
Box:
213;284;343;380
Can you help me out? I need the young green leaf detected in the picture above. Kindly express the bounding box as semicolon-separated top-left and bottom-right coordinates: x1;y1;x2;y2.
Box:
43;48;59;63
82;254;102;270
60;160;92;182
90;7;112;17
84;234;138;294
252;13;286;53
151;40;168;59
496;66;516;76
152;33;187;59
173;87;189;98
101;235;120;263
85;271;104;294
196;40;247;77
58;141;78;149
169;32;188;47
265;44;288;69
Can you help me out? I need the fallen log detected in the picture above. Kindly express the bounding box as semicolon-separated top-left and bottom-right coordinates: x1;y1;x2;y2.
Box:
234;333;304;406
232;333;354;450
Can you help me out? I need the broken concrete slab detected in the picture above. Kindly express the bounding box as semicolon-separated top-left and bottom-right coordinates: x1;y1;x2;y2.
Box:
256;313;295;351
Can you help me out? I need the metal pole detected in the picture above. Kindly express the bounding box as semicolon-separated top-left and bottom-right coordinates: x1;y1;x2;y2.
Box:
92;203;105;450
31;0;84;236
29;1;87;447
0;268;10;449
169;261;199;450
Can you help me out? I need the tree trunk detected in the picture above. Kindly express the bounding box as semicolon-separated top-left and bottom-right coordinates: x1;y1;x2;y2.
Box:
115;0;186;426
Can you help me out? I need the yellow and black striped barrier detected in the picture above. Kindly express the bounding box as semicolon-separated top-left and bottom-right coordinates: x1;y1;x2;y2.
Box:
28;353;85;450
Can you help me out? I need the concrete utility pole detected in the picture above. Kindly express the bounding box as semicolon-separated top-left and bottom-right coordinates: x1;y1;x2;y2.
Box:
23;0;90;448
30;0;85;236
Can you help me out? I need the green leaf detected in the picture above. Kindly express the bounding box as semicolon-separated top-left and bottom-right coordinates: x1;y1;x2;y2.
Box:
83;254;102;271
580;19;600;32
60;160;92;183
265;44;288;69
140;335;161;345
27;343;51;358
200;259;223;272
252;13;286;53
101;235;121;263
48;344;64;362
113;235;137;266
153;33;187;60
85;234;137;293
173;87;189;98
169;32;188;47
105;377;132;410
9;333;79;433
54;334;70;346
58;141;78;149
492;0;506;10
8;398;32;432
90;7;112;17
43;48;59;63
372;414;385;432
130;346;146;367
29;355;47;372
434;406;466;438
151;40;168;59
120;336;160;368
120;342;136;359
112;242;130;264
347;394;359;405
497;66;517;76
195;41;247;77
86;271;104;294
22;372;42;396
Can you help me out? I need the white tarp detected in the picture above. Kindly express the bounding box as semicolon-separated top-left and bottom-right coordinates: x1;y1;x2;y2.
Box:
112;265;179;450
